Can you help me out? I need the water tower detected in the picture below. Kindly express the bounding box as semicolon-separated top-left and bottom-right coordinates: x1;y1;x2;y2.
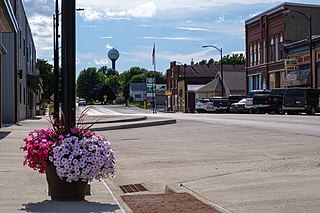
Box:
108;48;120;70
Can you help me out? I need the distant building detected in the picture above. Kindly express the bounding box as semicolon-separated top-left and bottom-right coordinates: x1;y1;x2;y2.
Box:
166;61;245;113
130;83;146;102
129;83;166;109
0;0;40;127
245;2;320;92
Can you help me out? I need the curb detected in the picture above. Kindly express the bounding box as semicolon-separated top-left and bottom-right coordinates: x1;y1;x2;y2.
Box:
91;119;177;131
165;183;232;213
77;116;148;125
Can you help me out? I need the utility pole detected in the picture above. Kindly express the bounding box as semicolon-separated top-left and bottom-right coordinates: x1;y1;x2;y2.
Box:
61;0;76;129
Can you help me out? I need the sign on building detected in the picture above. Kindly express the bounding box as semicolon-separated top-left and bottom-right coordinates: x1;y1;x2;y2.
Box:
285;59;298;71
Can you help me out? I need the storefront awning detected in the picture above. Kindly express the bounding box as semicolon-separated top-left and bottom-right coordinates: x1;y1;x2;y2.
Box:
283;69;310;87
27;74;42;91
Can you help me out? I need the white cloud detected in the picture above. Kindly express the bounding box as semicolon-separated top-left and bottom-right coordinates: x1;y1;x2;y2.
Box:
217;14;225;23
94;58;109;65
79;2;157;20
100;36;113;39
28;14;53;59
127;2;157;18
105;44;113;49
140;36;199;41
176;27;212;32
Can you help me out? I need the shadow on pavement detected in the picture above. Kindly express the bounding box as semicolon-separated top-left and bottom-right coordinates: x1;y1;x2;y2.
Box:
21;200;120;213
0;131;11;140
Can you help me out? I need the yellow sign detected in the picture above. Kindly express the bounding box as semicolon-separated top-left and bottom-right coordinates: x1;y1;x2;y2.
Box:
103;95;107;99
165;90;172;96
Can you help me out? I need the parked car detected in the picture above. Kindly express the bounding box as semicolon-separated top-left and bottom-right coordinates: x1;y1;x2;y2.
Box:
78;99;87;106
252;91;272;114
283;88;320;115
269;88;286;114
195;99;209;113
230;98;248;113
207;97;229;113
245;90;271;113
227;95;246;110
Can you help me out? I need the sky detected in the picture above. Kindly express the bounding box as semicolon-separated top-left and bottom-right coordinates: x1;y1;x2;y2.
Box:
23;0;320;76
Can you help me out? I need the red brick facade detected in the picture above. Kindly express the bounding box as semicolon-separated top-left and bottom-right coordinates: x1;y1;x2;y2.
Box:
245;2;320;92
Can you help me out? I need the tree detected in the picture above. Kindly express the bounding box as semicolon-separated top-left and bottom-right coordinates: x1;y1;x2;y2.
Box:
37;59;53;99
220;53;246;64
89;83;116;103
207;58;215;65
199;59;207;65
119;67;148;101
76;67;103;102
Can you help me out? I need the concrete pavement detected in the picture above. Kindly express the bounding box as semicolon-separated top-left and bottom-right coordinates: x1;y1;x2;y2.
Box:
0;115;176;213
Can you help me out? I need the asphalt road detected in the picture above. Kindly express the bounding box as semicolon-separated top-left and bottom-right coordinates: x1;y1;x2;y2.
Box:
80;105;320;213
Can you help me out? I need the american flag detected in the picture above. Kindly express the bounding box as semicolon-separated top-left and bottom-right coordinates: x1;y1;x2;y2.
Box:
152;43;155;65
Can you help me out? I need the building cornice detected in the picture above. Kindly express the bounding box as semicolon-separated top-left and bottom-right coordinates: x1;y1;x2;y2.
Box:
0;0;18;33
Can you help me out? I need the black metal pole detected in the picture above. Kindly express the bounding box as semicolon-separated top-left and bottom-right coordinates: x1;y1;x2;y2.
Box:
53;0;59;120
61;0;76;129
309;15;313;88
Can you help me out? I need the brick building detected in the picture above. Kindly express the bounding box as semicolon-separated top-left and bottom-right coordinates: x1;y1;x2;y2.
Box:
166;61;245;112
245;2;320;92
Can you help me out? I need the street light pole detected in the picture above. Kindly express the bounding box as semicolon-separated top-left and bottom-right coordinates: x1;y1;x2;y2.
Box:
61;0;76;129
202;45;224;97
53;0;59;120
283;9;313;88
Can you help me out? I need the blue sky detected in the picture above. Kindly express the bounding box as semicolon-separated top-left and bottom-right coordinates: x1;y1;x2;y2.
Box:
23;0;320;76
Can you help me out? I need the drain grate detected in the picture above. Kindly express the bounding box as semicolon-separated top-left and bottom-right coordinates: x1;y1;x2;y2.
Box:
119;184;148;193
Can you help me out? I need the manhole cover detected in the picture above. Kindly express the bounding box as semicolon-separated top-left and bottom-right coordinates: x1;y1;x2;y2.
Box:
120;184;148;193
121;192;221;213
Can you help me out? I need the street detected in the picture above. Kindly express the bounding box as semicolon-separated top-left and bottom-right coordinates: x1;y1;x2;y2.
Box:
79;105;320;213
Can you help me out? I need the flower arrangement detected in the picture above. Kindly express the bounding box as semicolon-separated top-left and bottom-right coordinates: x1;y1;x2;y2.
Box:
21;109;115;182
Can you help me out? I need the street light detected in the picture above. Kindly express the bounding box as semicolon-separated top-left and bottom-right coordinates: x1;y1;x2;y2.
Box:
202;45;224;97
53;0;60;120
283;9;313;88
176;61;187;112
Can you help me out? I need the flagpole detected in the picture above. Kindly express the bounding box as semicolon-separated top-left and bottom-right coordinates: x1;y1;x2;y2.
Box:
152;43;156;113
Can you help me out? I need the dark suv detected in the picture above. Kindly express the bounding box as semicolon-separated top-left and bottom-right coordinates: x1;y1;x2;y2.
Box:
283;88;320;115
269;88;286;114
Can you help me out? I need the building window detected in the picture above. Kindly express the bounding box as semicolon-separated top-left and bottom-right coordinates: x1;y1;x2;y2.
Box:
20;84;22;104
270;38;275;62
263;40;266;63
279;36;283;60
275;36;279;61
250;45;253;66
24;87;26;105
257;43;261;65
135;94;141;99
253;44;256;65
275;72;281;88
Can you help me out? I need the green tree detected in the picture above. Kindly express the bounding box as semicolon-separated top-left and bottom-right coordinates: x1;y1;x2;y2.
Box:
37;59;53;99
76;67;103;102
220;53;246;64
119;67;148;101
199;59;207;65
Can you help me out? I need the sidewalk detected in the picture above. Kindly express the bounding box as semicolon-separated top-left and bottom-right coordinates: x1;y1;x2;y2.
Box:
0;117;120;213
0;115;176;213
